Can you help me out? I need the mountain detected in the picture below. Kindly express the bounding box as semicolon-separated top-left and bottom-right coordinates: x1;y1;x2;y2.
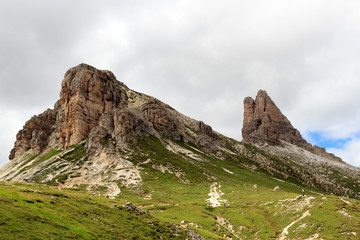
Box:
1;64;360;239
242;89;342;162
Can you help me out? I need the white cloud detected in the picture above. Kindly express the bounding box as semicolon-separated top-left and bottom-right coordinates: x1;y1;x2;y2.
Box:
2;1;360;166
0;108;43;166
329;139;360;167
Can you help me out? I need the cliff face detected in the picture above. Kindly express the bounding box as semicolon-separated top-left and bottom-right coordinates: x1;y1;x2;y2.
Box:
242;90;342;162
9;64;128;159
55;64;128;148
9;63;219;160
9;109;57;160
242;90;307;146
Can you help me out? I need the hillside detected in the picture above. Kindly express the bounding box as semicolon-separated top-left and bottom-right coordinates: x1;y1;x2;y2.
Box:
1;145;360;239
1;63;360;239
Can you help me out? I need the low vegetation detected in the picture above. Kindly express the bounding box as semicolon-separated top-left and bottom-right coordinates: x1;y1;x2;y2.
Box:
1;137;360;239
0;182;188;239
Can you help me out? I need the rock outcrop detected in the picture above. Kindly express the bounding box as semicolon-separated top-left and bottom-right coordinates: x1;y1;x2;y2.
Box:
10;64;130;159
197;121;218;140
242;90;307;146
242;90;342;162
9;109;57;160
55;64;128;148
142;99;184;140
86;108;155;151
9;64;205;159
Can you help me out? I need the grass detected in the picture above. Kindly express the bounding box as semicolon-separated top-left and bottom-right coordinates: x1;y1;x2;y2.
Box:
61;141;87;162
12;149;62;178
120;136;360;239
2;136;360;239
0;182;189;240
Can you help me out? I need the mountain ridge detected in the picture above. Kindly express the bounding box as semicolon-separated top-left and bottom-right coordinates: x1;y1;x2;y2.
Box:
3;63;359;200
1;63;360;239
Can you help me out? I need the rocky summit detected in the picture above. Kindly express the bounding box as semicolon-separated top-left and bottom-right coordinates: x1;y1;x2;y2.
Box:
1;64;360;239
10;64;128;159
242;90;305;146
9;64;218;160
242;90;342;162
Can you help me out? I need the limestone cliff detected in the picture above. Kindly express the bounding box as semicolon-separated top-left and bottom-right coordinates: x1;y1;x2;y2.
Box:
242;90;342;162
55;64;128;148
9;63;219;160
9;109;57;160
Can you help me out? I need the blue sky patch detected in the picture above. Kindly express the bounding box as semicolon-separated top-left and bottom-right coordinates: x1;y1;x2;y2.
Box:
305;131;351;149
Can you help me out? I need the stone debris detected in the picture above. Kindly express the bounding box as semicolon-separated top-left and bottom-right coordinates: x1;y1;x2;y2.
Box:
207;182;226;207
122;202;148;215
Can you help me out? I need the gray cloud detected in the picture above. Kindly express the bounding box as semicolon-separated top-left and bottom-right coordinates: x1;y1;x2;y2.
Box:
1;0;360;166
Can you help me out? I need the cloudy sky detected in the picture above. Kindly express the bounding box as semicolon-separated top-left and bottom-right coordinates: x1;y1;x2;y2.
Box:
1;0;360;167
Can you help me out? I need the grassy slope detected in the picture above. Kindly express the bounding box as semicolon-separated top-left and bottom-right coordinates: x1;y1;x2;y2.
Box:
1;136;360;239
0;182;188;240
121;136;360;239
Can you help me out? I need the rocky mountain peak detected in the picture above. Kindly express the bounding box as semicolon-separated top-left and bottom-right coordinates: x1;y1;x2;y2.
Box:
56;63;128;148
242;90;342;162
9;64;220;160
242;90;306;146
9;64;128;159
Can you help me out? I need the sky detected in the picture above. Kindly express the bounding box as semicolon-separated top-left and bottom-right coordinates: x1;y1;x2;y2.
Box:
1;0;360;167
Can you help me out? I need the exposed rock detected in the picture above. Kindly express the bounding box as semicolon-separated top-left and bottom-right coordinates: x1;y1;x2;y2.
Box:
142;99;184;140
10;63;213;161
242;90;342;162
197;121;218;140
9;109;57;160
113;108;154;142
122;202;148;215
86;108;155;151
55;64;128;148
186;229;204;240
312;145;342;162
242;90;307;147
10;64;130;159
194;121;221;152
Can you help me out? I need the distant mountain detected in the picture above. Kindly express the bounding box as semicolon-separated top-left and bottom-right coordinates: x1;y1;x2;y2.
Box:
1;64;360;239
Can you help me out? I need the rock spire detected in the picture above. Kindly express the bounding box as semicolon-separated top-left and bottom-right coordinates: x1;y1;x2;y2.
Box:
242;90;342;162
242;90;307;146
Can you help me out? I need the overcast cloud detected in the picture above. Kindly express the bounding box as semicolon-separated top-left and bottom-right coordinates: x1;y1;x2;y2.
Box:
1;0;360;167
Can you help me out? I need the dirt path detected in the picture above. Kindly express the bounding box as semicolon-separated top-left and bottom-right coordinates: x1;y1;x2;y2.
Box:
278;210;310;240
217;216;241;239
278;196;315;240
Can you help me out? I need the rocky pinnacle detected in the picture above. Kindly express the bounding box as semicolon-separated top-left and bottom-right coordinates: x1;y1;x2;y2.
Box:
242;90;307;146
242;90;342;162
